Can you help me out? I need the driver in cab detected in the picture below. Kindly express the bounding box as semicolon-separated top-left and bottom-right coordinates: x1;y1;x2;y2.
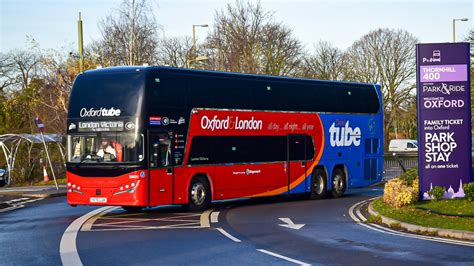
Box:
97;139;117;160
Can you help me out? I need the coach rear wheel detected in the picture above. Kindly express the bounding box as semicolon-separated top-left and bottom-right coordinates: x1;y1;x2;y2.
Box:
188;177;211;212
310;169;327;199
331;168;346;198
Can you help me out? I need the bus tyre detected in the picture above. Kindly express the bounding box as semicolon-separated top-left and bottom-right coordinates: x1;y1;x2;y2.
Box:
122;206;143;212
188;177;211;212
310;169;327;199
331;168;346;198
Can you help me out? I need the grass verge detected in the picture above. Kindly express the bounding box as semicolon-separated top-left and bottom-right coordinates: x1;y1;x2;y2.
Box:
372;198;474;232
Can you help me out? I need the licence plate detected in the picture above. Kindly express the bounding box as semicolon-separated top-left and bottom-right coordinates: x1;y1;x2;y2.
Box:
90;197;107;203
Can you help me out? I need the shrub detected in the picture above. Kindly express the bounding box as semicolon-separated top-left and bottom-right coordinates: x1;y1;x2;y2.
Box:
463;182;474;201
383;178;419;208
429;186;445;201
411;178;419;191
398;167;418;187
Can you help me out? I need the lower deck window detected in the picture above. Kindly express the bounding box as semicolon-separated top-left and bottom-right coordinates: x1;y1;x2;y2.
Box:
188;135;314;165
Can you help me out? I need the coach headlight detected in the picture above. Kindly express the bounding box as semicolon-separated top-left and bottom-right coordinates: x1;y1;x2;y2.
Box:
114;180;140;195
67;182;84;195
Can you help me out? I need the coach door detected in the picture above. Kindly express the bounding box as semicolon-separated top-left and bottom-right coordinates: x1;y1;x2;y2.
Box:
148;131;174;206
287;135;307;194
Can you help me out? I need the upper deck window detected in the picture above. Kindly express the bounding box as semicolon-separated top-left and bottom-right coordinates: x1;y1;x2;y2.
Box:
147;71;380;115
68;71;145;118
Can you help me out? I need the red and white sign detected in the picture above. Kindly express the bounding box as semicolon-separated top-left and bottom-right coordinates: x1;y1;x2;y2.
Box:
34;117;45;133
189;109;323;137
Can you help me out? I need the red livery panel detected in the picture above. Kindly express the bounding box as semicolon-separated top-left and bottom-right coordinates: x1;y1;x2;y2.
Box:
67;170;148;206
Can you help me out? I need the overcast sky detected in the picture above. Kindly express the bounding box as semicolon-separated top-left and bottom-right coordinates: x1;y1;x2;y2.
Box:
1;0;472;53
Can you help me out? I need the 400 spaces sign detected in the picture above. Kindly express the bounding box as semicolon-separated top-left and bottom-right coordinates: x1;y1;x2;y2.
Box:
416;42;472;200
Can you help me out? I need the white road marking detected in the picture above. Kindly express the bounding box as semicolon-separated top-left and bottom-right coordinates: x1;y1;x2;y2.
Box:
355;205;367;222
348;201;363;223
257;249;310;266
0;205;24;213
348;198;474;247
98;213;201;221
5;197;29;203
200;209;212;228
60;206;115;266
94;221;201;228
278;218;305;230
85;225;203;232
0;197;43;213
22;199;42;204
83;209;205;232
210;211;219;223
348;197;377;223
216;227;241;242
369;223;474;248
81;207;117;231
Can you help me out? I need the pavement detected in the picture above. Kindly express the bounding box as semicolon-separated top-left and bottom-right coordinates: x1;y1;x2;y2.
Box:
0;184;66;198
0;186;473;265
0;185;66;213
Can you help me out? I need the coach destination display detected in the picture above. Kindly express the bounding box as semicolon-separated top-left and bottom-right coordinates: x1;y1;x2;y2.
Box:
416;42;472;200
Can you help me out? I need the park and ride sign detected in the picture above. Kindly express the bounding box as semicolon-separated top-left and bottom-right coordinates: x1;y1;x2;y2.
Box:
416;42;472;200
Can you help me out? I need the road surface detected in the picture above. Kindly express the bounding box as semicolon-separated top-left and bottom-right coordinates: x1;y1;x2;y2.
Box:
0;187;473;265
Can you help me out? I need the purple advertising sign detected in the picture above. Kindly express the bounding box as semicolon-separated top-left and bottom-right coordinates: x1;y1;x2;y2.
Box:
417;42;472;200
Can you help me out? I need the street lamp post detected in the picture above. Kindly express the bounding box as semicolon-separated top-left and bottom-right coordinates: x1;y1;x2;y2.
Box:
78;12;84;73
191;24;208;67
452;18;469;42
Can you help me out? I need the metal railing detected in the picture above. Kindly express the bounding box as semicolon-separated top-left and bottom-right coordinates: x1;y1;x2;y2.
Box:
383;152;418;181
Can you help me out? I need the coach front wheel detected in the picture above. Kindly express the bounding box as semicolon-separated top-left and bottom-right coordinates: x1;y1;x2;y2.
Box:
310;169;327;199
331;168;346;198
187;177;211;212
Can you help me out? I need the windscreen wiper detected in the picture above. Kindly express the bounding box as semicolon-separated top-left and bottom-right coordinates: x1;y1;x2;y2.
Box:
75;154;101;167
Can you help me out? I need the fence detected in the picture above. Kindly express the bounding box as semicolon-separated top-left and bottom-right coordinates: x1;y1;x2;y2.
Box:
383;153;418;180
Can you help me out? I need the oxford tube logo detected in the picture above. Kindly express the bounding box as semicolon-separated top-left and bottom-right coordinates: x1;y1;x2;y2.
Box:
329;121;361;147
79;107;121;117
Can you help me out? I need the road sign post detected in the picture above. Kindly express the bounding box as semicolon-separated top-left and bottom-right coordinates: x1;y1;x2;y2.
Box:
35;117;59;190
416;43;472;200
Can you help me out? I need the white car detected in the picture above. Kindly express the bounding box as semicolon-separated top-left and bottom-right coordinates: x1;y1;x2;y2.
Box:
388;139;418;152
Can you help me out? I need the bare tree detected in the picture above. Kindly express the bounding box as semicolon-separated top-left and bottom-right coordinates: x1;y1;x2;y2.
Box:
467;29;474;133
345;28;418;148
0;53;19;93
0;47;42;93
302;41;346;80
465;29;474;59
396;95;417;139
205;1;302;76
91;0;160;66
156;37;194;68
260;22;302;76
